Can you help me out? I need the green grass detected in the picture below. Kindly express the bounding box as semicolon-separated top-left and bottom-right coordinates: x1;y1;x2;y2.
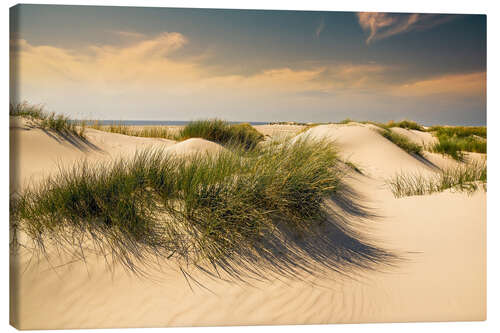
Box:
10;102;85;139
387;161;486;198
12;138;394;278
427;125;486;139
89;119;264;150
344;161;364;174
427;126;487;161
336;119;423;131
90;121;178;140
386;120;424;131
178;119;264;149
431;135;486;161
379;129;423;156
338;118;354;124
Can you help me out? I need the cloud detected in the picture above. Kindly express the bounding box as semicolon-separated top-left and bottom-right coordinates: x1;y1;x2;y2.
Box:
11;33;394;97
315;18;325;38
10;33;484;123
357;12;457;44
110;30;148;40
391;71;486;97
11;32;192;88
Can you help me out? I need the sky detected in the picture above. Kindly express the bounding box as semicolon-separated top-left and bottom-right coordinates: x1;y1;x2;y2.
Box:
10;5;486;125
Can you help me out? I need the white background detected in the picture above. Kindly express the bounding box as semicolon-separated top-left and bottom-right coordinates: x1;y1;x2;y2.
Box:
1;1;498;332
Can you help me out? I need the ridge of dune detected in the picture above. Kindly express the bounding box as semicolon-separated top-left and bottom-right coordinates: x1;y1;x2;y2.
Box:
164;137;226;156
389;127;438;147
295;123;436;179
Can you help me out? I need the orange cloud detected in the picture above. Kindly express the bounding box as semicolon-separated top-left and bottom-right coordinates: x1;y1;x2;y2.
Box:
11;34;394;98
10;32;483;110
391;72;486;97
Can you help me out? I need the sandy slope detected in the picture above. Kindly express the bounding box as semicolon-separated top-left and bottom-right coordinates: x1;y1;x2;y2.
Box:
294;124;436;178
10;122;486;329
389;127;438;147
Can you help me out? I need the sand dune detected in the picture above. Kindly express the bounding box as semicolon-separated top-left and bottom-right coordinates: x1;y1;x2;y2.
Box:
10;122;486;329
164;137;226;156
294;124;436;178
389;127;438;147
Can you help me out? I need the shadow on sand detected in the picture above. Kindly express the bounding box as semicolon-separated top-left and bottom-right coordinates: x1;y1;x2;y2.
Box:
177;181;399;289
12;179;400;290
40;128;102;153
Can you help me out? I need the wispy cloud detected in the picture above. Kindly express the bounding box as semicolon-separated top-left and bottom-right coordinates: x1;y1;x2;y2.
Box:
315;18;325;38
357;13;457;44
110;30;148;40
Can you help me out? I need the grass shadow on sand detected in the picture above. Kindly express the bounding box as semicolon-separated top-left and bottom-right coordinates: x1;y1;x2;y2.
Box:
40;127;102;153
10;139;399;287
184;182;397;288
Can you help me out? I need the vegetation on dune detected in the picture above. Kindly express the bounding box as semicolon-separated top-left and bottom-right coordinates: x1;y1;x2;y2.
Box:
428;126;486;161
178;119;264;149
387;161;486;198
10;102;86;138
379;129;423;156
427;125;486;139
338;118;354;125
344;161;364;175
386;120;424;131
10;101;45;119
90;121;178;140
89;119;265;150
336;119;425;131
431;135;486;161
11;138;392;278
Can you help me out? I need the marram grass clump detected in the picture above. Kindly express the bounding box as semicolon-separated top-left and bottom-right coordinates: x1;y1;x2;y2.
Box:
178;119;264;149
387;161;486;198
429;126;486;161
90;121;178;140
10;138;393;279
379;129;423;156
386;120;424;131
10;102;86;138
89;119;264;150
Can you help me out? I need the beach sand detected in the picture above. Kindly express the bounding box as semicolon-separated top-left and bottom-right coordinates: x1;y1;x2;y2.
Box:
9;120;486;329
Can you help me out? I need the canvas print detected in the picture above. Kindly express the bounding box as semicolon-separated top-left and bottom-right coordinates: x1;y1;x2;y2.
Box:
9;4;486;329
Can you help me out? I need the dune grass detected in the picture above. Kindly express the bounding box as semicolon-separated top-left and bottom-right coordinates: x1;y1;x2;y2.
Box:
344;161;364;175
387;161;486;198
428;126;486;161
10;102;85;139
89;119;264;150
431;135;486;161
379;129;423;156
90;121;178;140
337;119;424;131
11;138;393;278
386;120;424;131
427;125;486;139
178;120;264;150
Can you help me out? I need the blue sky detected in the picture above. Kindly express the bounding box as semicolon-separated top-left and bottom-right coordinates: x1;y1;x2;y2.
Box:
10;5;486;125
